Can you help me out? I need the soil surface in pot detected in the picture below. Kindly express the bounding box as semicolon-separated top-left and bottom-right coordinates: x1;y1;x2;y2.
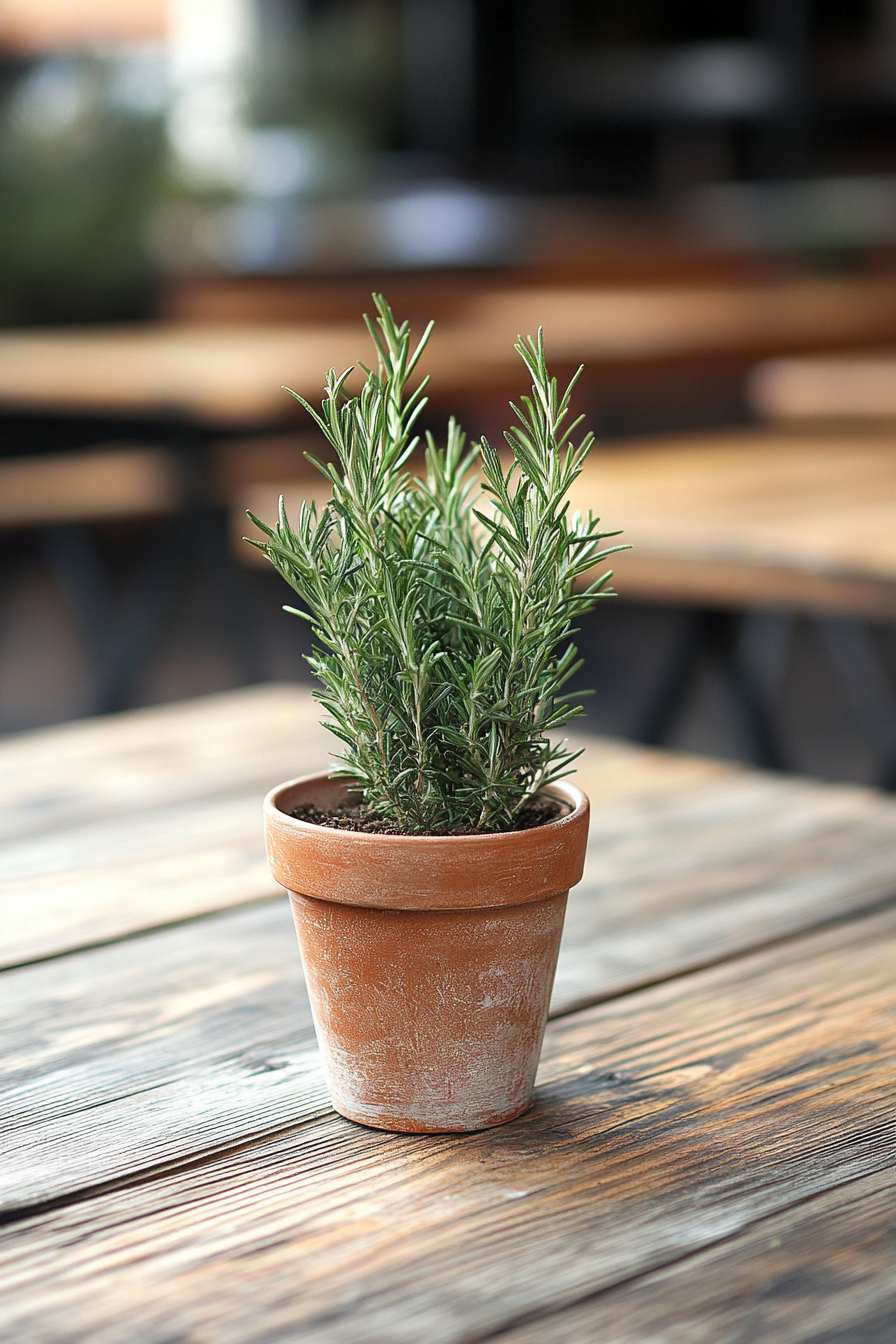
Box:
290;794;565;836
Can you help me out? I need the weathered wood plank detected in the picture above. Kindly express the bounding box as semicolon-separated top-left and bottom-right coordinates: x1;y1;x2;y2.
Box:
555;766;896;1011
4;764;896;1211
0;903;308;1125
0;790;278;966
0;685;727;849
0;684;331;846
2;908;895;1343
0;903;322;1212
495;1168;896;1344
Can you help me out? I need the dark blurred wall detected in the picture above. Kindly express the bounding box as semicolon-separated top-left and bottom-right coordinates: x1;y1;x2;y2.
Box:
405;0;895;190
1;1;895;325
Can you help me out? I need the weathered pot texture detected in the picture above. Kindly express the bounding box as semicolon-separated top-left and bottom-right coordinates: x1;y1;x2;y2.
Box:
264;772;590;1133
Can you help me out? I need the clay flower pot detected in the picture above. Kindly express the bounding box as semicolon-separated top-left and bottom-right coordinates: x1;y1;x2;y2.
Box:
264;771;590;1132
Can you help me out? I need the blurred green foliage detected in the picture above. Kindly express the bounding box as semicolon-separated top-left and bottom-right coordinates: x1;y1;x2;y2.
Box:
0;58;167;327
0;5;401;326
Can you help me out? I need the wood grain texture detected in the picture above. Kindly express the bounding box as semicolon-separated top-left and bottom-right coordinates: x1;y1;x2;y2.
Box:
1;788;282;967
0;684;330;845
554;768;896;1011
2;907;895;1343
4;758;896;1209
0;902;305;1118
496;1168;896;1344
0;686;720;840
0;685;329;966
3;679;884;976
0;902;321;1214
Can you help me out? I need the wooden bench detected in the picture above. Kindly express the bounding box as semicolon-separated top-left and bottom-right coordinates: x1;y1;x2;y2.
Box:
0;446;185;719
749;351;896;422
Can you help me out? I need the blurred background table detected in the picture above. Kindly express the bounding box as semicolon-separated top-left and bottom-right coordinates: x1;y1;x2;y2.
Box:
569;426;896;784
7;0;896;800
4;271;896;427
7;272;895;737
3;683;896;1341
572;426;896;619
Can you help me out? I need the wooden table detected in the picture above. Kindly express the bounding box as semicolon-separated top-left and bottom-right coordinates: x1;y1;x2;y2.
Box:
4;273;896;424
238;425;896;617
3;683;896;1341
567;426;896;782
571;425;896;621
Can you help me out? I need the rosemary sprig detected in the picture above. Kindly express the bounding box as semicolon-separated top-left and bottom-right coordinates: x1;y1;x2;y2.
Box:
248;294;626;833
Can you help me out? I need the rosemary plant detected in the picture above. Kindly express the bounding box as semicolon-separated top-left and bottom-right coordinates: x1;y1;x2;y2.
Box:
248;296;625;834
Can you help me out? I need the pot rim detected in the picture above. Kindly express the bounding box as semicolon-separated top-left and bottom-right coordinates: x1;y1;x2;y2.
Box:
264;771;587;846
264;771;590;908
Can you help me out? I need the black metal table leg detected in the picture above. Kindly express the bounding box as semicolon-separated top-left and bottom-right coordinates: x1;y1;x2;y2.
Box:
41;520;180;716
817;618;896;790
636;608;707;748
166;425;267;690
635;607;787;770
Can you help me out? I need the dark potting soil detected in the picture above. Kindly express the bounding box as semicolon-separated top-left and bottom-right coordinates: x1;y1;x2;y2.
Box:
290;795;565;836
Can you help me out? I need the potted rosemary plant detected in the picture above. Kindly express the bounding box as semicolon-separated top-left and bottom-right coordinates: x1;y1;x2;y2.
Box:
253;296;623;1132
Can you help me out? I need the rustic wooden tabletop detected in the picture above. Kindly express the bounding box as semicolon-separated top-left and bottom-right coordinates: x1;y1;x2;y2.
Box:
2;684;896;1341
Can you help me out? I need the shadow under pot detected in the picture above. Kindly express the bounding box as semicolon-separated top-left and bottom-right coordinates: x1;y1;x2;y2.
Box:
264;772;590;1133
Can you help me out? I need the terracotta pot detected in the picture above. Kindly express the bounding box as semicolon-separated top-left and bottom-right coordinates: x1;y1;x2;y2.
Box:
264;772;590;1133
